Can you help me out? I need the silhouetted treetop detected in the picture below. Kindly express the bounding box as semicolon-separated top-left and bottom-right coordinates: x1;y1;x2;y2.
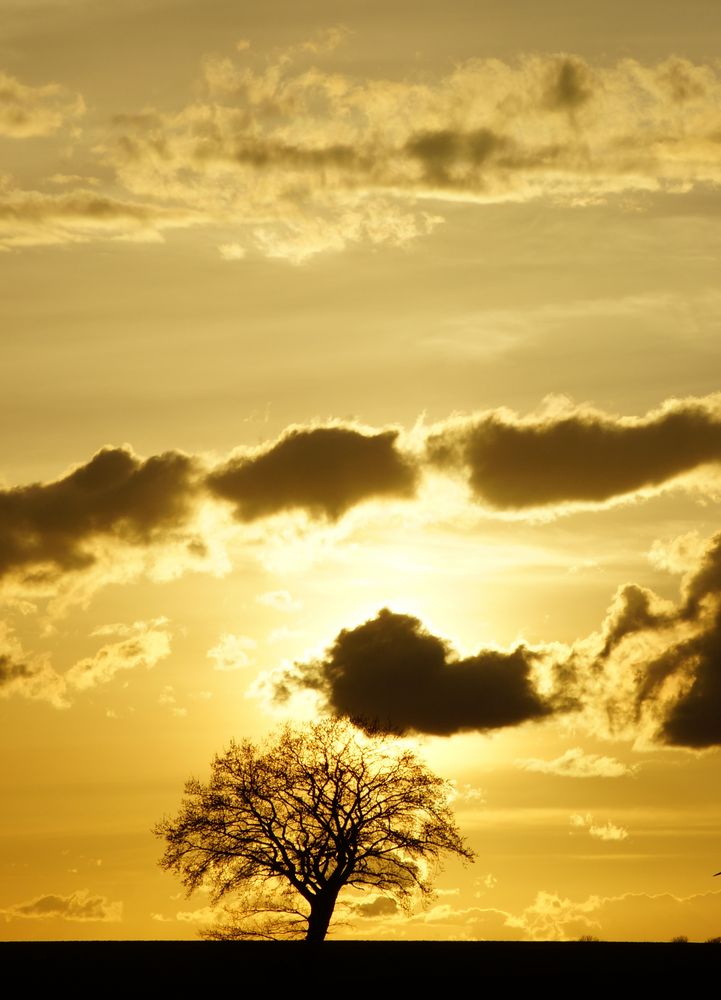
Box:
155;718;474;941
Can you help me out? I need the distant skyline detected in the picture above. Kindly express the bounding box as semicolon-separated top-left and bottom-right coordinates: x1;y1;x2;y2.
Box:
2;0;721;942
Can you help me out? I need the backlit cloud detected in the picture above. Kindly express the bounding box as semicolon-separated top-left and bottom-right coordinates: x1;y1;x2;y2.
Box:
269;521;721;749
564;529;721;749
206;425;418;521
427;395;721;513
273;607;552;736
0;446;199;582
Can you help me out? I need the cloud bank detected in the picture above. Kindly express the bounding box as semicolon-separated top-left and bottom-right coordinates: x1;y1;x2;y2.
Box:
0;425;415;591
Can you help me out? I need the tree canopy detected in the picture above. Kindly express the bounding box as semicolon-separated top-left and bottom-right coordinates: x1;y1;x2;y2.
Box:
154;718;474;941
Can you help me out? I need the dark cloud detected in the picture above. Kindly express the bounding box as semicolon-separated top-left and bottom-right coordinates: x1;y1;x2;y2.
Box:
680;532;721;618
599;584;671;657
207;426;417;522
404;128;509;184
275;608;551;736
427;399;721;511
639;536;721;748
543;57;594;111
0;446;197;580
0;653;32;687
660;613;721;748
220;139;364;172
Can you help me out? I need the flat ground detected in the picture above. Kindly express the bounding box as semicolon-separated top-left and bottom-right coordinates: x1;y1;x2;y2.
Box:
3;941;719;983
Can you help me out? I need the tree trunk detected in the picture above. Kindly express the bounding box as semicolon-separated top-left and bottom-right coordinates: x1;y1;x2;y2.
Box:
305;890;338;942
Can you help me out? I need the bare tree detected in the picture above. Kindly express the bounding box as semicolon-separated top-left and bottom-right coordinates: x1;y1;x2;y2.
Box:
155;718;474;941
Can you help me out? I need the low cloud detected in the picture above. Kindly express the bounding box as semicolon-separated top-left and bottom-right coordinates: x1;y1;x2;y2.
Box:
517;747;635;778
506;889;721;942
0;889;122;922
273;607;552;736
349;896;399;919
344;886;721;942
427;396;721;512
206;425;418;521
0;71;84;138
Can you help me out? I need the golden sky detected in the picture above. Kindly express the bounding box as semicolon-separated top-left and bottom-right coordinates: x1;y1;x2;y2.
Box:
2;0;721;942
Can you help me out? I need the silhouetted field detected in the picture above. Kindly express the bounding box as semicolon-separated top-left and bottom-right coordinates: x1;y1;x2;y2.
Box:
3;941;720;982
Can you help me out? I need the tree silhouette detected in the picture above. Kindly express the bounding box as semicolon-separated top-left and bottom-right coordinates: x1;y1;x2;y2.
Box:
154;718;474;941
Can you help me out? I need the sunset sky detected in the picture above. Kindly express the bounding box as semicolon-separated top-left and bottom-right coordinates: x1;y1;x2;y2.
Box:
3;0;721;942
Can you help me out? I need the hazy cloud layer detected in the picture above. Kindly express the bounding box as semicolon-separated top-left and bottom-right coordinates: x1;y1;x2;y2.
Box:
207;426;417;521
427;396;721;512
6;47;721;258
103;48;721;259
0;71;84;138
0;889;122;922
274;607;551;736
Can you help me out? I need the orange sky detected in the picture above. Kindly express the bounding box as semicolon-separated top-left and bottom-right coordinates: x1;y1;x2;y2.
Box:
2;0;721;942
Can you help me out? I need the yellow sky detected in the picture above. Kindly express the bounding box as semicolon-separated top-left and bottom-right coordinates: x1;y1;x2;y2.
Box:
2;0;721;942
